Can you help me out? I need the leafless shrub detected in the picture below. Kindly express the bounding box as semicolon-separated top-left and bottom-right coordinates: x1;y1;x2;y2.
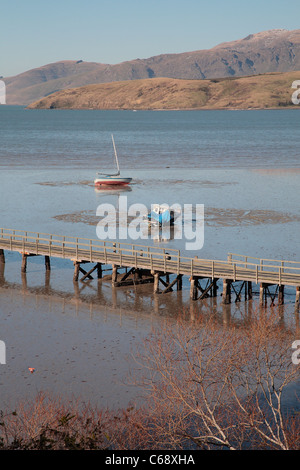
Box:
128;308;300;450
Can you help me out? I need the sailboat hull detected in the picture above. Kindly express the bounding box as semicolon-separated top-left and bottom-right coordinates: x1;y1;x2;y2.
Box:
94;176;132;186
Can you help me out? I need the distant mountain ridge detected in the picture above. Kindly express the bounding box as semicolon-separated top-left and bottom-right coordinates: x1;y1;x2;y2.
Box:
4;29;300;105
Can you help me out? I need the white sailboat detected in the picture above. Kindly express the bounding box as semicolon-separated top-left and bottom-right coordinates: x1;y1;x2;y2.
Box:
94;134;132;186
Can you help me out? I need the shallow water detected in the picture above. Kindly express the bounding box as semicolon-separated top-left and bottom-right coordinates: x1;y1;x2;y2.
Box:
0;107;299;411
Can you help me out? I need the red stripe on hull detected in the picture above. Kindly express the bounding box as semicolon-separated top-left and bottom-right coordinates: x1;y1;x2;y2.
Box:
94;181;130;186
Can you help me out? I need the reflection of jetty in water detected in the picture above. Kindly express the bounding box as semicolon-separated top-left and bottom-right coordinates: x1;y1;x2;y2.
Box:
0;262;298;332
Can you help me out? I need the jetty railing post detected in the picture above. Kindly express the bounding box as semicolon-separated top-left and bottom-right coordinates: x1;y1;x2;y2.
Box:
279;267;282;286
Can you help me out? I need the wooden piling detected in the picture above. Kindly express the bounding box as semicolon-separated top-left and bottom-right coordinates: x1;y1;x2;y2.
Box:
97;263;102;279
73;261;80;282
259;283;269;307
0;249;5;264
21;254;27;273
259;283;265;306
190;277;198;301
45;255;51;271
278;285;284;305
222;279;231;304
247;281;252;300
212;278;218;297
296;286;300;305
112;264;118;284
154;272;160;294
177;274;182;291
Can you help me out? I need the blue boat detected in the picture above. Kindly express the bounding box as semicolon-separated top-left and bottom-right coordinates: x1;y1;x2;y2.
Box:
147;204;175;226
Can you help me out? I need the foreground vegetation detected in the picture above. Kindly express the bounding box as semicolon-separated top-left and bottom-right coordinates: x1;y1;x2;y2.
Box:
1;309;299;450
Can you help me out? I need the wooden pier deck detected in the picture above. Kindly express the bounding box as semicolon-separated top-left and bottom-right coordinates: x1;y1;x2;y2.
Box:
0;228;299;307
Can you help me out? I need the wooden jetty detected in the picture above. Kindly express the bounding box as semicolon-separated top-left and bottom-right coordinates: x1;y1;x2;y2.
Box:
0;228;299;308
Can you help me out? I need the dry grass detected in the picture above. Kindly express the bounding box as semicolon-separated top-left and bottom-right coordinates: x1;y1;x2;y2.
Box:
27;71;300;110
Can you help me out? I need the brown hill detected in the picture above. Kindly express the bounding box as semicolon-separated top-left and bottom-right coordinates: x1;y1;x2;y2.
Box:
5;29;300;105
27;71;300;110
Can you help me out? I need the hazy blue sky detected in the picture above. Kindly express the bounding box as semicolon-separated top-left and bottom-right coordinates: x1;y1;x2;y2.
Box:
1;0;299;76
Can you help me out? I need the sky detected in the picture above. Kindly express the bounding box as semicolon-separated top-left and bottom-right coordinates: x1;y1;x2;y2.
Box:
1;0;300;77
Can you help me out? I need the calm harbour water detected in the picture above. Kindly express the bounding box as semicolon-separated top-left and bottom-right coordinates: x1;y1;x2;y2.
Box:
0;106;299;410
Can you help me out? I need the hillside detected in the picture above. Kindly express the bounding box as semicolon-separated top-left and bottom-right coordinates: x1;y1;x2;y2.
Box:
5;29;300;105
27;71;300;110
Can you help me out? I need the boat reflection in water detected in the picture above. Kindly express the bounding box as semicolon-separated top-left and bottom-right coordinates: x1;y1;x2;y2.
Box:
94;185;132;196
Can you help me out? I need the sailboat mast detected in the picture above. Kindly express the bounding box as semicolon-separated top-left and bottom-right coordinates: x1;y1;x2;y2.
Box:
111;134;120;175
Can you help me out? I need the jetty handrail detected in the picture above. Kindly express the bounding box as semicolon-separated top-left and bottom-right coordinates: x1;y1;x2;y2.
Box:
228;252;300;267
0;227;180;257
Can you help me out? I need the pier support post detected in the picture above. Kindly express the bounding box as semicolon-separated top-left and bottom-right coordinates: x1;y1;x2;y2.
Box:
278;285;284;305
112;264;118;285
259;283;267;307
21;254;28;273
212;279;218;298
247;281;252;300
154;272;160;294
97;263;102;279
177;274;182;291
190;277;198;301
73;261;80;282
296;287;300;307
222;279;232;304
45;255;51;271
0;249;5;264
